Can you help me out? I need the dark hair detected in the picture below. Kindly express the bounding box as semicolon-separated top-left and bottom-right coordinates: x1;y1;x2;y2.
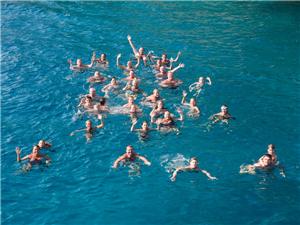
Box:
99;98;106;106
190;157;198;162
86;96;92;101
263;154;272;159
268;144;275;149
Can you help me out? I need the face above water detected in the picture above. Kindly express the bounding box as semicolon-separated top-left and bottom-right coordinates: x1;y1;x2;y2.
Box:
190;159;198;169
126;146;134;157
261;156;271;166
85;120;92;128
77;59;82;66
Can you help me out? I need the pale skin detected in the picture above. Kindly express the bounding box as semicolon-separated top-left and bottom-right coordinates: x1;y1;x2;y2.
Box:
127;35;148;66
130;120;158;134
240;155;274;174
171;158;217;181
181;91;200;115
159;63;184;88
101;78;119;97
267;144;286;177
68;56;95;71
210;106;234;124
156;109;184;131
112;146;151;168
92;52;109;65
116;53;140;72
37;140;52;149
87;71;106;83
145;89;161;103
150;100;168;123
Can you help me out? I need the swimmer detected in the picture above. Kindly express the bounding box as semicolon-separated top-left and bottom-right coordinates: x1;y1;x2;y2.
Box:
123;70;138;82
266;144;286;177
159;63;184;88
210;105;235;124
87;71;106;84
70;114;104;140
161;52;181;67
78;96;94;110
84;98;109;115
181;91;200;116
116;53;140;72
240;154;274;174
171;157;217;181
122;96;135;109
127;35;149;66
150;100;168;123
189;76;212;96
101;77;119;97
68;58;94;71
156;109;184;132
92;52;109;65
16;146;51;171
145;89;161;104
129;104;142;124
123;78;146;99
112;145;151;168
37;140;52;149
86;87;102;102
156;63;184;79
131;120;157;139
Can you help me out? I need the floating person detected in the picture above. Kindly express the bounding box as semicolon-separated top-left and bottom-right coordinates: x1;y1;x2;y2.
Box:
123;70;138;82
116;53;140;72
266;144;286;177
240;154;274;175
37;140;52;150
86;87;102;102
87;71;106;84
101;77;119;98
159;63;184;88
151;52;181;67
68;57;95;71
127;35;149;66
210;105;234;124
144;89;161;105
78;96;94;110
131;120;157;139
122;96;136;109
150;100;168;123
155;66;168;78
181;91;200;116
112;145;151;168
92;52;109;65
70;115;104;141
156;109;184;132
16;145;51;171
189;76;212;97
171;157;217;181
123;78;146;99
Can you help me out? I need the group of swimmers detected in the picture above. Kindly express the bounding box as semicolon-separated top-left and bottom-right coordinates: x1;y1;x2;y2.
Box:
15;35;285;179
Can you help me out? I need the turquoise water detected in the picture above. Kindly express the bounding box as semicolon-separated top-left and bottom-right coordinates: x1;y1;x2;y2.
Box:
2;2;300;225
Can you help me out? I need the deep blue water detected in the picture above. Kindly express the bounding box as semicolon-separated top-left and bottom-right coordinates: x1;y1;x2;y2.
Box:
1;2;300;225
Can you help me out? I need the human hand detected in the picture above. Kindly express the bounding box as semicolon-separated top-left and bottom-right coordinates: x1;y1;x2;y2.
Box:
179;63;185;68
117;53;121;58
182;90;188;97
15;147;21;155
127;35;131;40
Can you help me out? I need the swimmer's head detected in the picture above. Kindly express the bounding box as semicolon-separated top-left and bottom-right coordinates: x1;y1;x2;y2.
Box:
267;144;276;154
130;104;137;113
153;89;159;97
89;88;96;97
129;70;135;78
128;96;134;104
126;145;134;157
38;140;45;147
164;111;171;119
111;77;116;84
189;157;198;169
127;61;132;68
199;77;204;82
100;53;106;60
261;154;272;166
86;96;92;103
99;97;106;106
160;66;166;73
85;120;92;128
142;121;148;130
190;98;196;106
94;71;101;77
32;145;40;154
221;105;228;113
167;71;174;79
162;54;167;60
76;59;82;66
138;47;144;55
157;100;164;109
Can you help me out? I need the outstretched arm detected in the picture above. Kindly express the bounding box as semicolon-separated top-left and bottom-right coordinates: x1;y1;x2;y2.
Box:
137;155;151;166
171;167;185;181
206;77;212;85
127;35;138;56
130;120;138;132
176;108;184;121
134;57;140;69
96;114;104;129
181;91;188;105
112;155;125;168
170;63;184;74
170;51;181;62
70;128;86;136
200;169;217;180
116;54;126;70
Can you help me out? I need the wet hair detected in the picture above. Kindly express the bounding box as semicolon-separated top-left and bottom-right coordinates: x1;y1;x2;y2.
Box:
263;154;272;159
190;157;198;162
86;96;92;101
99;97;106;106
268;144;275;149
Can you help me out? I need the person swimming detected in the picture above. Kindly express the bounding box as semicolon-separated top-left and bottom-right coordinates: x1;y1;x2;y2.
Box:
70;115;104;141
155;109;184;132
112;145;151;168
189;76;212;96
16;145;51;171
78;96;94;110
240;154;274;175
210;105;234;124
159;63;184;88
116;53;140;72
68;57;95;71
171;157;217;181
144;89;161;105
150;100;168;123
37;140;52;150
156;63;184;79
130;120;158;139
87;71;106;84
92;52;109;65
127;35;150;66
181;90;200;116
101;77;119;98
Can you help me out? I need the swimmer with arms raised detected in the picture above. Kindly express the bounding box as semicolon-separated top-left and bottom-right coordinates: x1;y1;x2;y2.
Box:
112;145;151;168
171;157;217;181
127;35;149;66
159;63;184;88
156;109;184;132
92;52;109;65
210;105;234;124
181;91;200;116
68;56;95;71
189;76;212;96
131;120;158;139
16;145;51;171
101;77;119;98
116;53;140;72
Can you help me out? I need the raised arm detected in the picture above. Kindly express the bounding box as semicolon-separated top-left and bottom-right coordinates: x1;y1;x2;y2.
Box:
137;155;151;166
176;108;184;121
130;120;138;132
206;77;212;85
134;57;141;69
16;147;29;162
170;51;181;62
116;53;126;70
68;59;74;70
127;35;138;56
181;91;188;105
96;114;104;129
200;169;217;180
170;63;184;73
